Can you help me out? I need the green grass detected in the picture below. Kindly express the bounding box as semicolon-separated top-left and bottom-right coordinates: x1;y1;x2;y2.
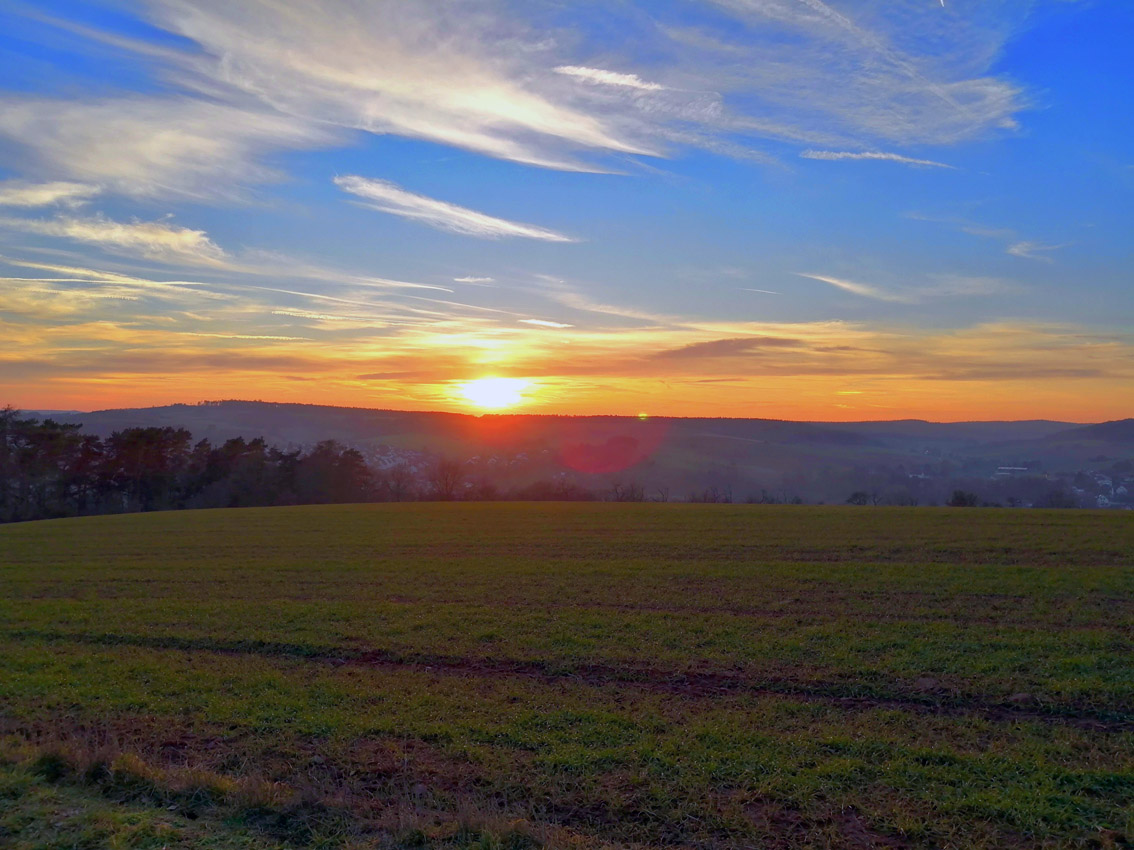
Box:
1;503;1132;849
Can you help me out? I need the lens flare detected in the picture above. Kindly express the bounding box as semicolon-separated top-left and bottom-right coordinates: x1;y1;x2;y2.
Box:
458;377;530;409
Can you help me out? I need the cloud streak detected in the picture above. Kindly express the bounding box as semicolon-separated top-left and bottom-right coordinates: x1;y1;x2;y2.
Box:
0;0;1039;201
797;273;913;303
6;304;1130;420
555;66;666;91
0;214;225;265
0;96;333;200
796;272;1016;303
520;319;574;328
335;176;576;241
801;150;955;169
0;180;102;207
653;336;804;359
142;0;655;171
1007;240;1063;262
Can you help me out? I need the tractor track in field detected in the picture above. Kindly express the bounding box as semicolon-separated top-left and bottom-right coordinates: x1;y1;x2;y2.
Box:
9;590;1132;634
8;628;1133;733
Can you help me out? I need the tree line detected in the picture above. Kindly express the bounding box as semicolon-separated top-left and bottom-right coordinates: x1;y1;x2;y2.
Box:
0;408;378;523
0;408;611;524
0;408;1098;524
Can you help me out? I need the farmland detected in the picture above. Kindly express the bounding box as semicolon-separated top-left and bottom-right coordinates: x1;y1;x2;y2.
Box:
1;504;1132;849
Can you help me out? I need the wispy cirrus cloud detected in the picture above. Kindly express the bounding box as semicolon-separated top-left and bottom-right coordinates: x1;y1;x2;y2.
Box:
7;306;1129;420
183;331;311;341
0;222;453;296
797;271;1016;303
0;213;225;265
141;0;655;172
0;96;333;200
0;180;102;207
0;0;1040;202
801;150;955;169
554;66;667;91
653;335;804;359
3;227;1130;417
335;176;577;242
1007;240;1064;262
520;318;574;328
797;273;914;303
0;257;179;287
687;0;1027;148
911;213;1067;263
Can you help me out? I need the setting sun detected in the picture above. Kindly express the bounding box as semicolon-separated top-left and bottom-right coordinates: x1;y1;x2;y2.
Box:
458;377;530;410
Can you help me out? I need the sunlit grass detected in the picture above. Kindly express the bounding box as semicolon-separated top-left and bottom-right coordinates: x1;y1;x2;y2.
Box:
1;503;1131;848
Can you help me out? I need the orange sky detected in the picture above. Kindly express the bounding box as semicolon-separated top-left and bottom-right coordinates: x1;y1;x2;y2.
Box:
1;2;1131;426
4;315;1128;422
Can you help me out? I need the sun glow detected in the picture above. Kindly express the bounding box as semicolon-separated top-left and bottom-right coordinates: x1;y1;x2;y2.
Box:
458;377;530;409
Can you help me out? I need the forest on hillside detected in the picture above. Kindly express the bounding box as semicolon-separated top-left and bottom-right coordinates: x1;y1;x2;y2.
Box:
0;407;1109;523
1;408;603;524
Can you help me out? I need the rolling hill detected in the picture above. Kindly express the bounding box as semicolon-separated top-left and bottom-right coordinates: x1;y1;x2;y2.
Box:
20;401;1131;504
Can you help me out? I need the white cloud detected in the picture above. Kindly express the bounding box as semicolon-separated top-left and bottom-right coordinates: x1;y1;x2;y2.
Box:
454;276;496;284
555;66;666;91
0;97;333;200
917;215;1067;263
133;0;1031;174
0;0;1038;197
142;0;654;171
0;181;101;207
335;176;576;242
0;214;225;265
0;256;209;289
798;271;1017;303
797;273;913;303
520;318;574;328
184;332;311;341
695;0;1027;146
801;150;955;169
1007;241;1063;262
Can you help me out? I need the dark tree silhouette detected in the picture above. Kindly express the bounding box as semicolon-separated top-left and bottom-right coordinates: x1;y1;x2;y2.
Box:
947;490;980;507
428;457;465;501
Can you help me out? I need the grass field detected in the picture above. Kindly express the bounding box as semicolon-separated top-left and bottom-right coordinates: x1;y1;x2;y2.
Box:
1;503;1132;849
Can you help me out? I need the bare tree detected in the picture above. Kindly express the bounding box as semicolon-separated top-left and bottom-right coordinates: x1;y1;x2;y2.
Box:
429;457;465;501
609;479;645;502
385;463;417;502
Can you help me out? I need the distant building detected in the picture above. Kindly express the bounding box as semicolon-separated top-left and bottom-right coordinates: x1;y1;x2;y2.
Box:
993;466;1030;479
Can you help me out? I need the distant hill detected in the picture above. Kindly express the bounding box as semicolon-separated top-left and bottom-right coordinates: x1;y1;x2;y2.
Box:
37;401;460;448
17;401;1131;502
812;419;1075;444
1047;419;1134;444
36;401;1078;447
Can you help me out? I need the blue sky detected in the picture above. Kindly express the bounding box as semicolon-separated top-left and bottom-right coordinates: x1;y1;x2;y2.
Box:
0;0;1130;420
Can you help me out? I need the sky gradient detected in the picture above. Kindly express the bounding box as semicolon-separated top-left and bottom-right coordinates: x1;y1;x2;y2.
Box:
0;0;1130;420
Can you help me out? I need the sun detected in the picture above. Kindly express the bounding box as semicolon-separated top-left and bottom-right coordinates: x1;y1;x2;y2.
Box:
458;377;530;410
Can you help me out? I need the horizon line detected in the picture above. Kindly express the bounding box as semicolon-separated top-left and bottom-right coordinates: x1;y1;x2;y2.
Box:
6;398;1103;427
